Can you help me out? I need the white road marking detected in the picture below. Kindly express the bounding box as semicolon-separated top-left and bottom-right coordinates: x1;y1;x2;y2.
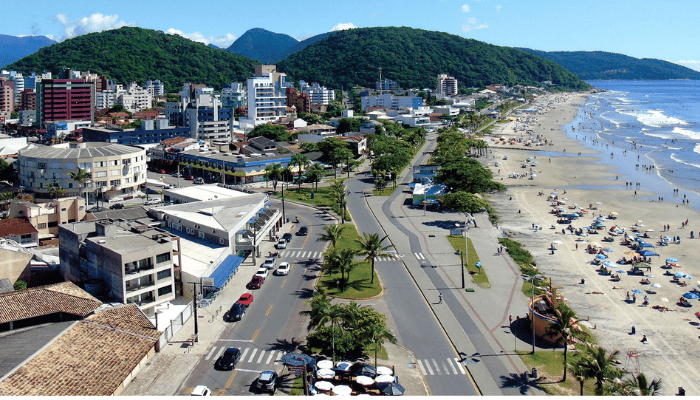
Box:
257;350;266;363
454;358;466;374
432;359;441;375
265;351;276;364
240;347;250;361
248;348;258;363
446;358;458;375
417;359;427;375
205;346;218;360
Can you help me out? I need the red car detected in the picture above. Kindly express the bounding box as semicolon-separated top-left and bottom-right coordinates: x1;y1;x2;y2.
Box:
237;293;254;305
247;275;264;289
158;169;167;174
185;175;195;180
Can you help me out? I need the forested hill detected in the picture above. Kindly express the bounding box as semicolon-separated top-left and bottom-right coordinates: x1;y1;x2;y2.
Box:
5;27;257;92
226;28;299;62
278;27;591;91
519;49;700;80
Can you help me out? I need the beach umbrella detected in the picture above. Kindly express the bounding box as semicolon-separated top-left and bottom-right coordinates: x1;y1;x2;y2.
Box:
639;250;659;257
647;275;655;278
317;360;334;369
661;297;669;302
610;212;619;216
616;270;627;274
603;261;615;268
596;254;608;260
651;283;662;288
603;248;613;252
376;366;393;376
375;374;396;383
666;257;679;263
317;368;336;379
335;361;353;372
552;240;563;245
377;382;406;396
332;385;353;396
632;289;644;294
315;381;335;392
564;198;570;201
683;292;700;300
355;375;375;386
675;271;684;278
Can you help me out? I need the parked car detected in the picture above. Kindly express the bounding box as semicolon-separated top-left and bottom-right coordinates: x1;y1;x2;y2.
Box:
282;233;293;242
87;206;105;213
296;226;308;236
185;175;195;180
145;198;162;205
275;262;290;276
190;385;211;396
255;268;269;279
276;239;287;249
237;293;254;305
263;257;276;270
193;177;205;184
109;203;125;210
215;347;241;370
158;169;167;174
171;172;183;178
247;275;264;289
255;370;279;393
226;302;248;322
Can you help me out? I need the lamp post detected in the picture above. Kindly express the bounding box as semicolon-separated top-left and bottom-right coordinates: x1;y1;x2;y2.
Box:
456;250;465;289
524;274;544;354
189;281;203;340
281;180;286;223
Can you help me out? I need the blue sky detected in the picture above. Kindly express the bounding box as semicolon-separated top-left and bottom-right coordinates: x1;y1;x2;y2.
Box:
7;0;700;71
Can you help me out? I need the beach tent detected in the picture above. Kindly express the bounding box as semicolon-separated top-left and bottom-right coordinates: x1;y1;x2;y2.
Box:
638;250;659;257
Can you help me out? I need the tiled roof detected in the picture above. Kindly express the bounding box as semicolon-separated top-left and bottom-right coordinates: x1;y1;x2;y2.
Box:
0;304;160;396
0;281;102;324
0;217;38;237
161;136;190;146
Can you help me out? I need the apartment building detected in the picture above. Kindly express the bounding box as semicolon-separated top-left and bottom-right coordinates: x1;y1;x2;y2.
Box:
184;98;234;140
37;79;95;127
360;93;423;111
240;65;288;128
145;79;165;97
9;197;86;238
0;79;14;120
221;82;246;109
20;89;36;111
286;87;310;113
301;82;335;105
436;74;459;96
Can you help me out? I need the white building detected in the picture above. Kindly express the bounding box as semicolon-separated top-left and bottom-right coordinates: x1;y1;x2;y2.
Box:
119;82;153;113
301;82;335;105
95;90;118;109
240;65;288;129
361;93;423;111
145;79;165;97
10;73;24;105
436;74;458;97
184;98;234;141
221;83;246;108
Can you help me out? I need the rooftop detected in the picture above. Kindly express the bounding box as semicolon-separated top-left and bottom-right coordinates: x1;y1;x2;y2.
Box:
19;142;144;160
0;282;102;325
0;217;38;237
164;184;250;202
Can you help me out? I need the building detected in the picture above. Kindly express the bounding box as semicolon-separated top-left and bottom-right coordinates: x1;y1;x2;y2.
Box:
82;119;190;145
360;93;423;111
413;164;440;184
18;142;147;202
59;219;179;310
436;74;458;96
37;79;95;127
119;82;153;113
0;135;29;157
145;79;165;97
286;87;310;113
221;82;246;109
412;183;446;207
9;73;24;105
0;238;34;288
376;78;398;92
185;99;234;140
433;105;460;117
241;65;288;128
301;82;335;105
20;88;36;111
45;120;91;140
0;78;14;120
9;197;86;239
0;218;39;248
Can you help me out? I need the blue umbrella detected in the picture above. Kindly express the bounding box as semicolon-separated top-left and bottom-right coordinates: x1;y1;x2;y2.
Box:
675;271;685;278
603;261;615;267
666;257;679;263
683;292;700;300
603;248;613;252
632;289;644;294
616;270;627;274
596;254;608;260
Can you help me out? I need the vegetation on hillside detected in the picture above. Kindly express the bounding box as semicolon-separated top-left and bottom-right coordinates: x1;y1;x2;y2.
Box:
279;27;592;91
6;27;256;92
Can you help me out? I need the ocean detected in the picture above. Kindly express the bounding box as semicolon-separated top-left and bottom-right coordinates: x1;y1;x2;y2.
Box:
561;80;700;210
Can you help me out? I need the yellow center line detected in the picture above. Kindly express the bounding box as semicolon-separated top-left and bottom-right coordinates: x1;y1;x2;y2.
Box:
265;304;274;316
224;370;238;389
252;328;260;341
281;277;288;288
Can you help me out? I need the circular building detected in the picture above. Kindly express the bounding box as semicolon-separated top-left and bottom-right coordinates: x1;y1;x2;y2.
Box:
18;142;147;202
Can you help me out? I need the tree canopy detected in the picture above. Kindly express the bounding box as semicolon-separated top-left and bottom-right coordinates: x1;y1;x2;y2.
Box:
249;124;294;141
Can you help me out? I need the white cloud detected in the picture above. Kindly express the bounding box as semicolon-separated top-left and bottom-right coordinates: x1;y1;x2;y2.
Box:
331;23;357;32
165;29;236;47
462;4;470;12
213;33;237;47
469;17;477;24
677;60;700;71
462;22;489;32
53;13;135;40
496;5;502;11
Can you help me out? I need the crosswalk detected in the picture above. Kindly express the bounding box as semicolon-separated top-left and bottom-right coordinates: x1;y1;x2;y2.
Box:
276;250;427;262
205;345;284;368
416;358;467;376
414;252;427;260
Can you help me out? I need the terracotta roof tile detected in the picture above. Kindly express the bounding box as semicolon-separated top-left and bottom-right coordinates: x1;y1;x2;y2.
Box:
0;217;38;237
0;305;160;396
0;282;101;324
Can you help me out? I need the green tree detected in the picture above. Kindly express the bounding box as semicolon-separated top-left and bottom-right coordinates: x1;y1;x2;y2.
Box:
249;124;293;141
621;373;662;396
69;168;92;205
47;182;64;200
299;142;318;153
441;191;486;214
298;112;325;125
435;158;505;193
367;325;397;369
317;224;346;249
570;346;624;396
544;304;581;382
264;163;282;193
299;294;346;362
337;118;363;134
568;361;587;396
306;163;325;190
356;232;393;284
291;153;309;193
13;280;27;291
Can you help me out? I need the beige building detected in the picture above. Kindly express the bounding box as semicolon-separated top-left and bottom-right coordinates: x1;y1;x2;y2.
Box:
9;197;86;239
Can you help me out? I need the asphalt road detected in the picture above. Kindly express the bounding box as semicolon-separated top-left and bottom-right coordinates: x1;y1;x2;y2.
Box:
179;201;330;396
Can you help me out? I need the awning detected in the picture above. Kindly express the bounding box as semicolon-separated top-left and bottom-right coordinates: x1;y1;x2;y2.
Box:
209;255;244;289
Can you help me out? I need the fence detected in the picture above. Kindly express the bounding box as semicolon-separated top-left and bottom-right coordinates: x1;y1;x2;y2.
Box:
157;301;193;350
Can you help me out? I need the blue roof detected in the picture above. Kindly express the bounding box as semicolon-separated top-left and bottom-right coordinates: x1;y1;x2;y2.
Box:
209;255;245;289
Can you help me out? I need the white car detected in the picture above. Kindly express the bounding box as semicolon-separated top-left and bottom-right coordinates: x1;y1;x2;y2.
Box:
276;239;287;249
191;385;211;396
275;262;290;276
145;198;162;205
255;268;269;279
262;257;276;270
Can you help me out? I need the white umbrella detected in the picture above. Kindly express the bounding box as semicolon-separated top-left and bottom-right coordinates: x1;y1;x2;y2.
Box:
317;368;336;379
355;375;375;386
315;381;335;392
316;360;334;369
651;283;662;288
660;297;669;302
552;240;563;245
375;374;396;383
376;366;393;376
332;384;353;396
596;202;602;205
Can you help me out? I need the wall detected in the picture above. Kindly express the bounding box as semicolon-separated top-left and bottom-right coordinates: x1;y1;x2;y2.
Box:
0;247;33;284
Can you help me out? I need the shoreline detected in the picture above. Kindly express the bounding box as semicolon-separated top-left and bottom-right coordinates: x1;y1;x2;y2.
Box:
485;92;700;395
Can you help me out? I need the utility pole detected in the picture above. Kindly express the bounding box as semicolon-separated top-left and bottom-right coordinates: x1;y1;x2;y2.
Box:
457;250;465;289
281;180;286;223
190;282;201;340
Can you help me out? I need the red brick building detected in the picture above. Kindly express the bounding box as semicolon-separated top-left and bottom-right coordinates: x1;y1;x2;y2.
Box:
37;79;95;126
285;87;310;113
20;89;36;111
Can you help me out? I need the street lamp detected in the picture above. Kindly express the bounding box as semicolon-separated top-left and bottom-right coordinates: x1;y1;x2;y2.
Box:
523;274;544;354
456;250;465;289
281;180;286;222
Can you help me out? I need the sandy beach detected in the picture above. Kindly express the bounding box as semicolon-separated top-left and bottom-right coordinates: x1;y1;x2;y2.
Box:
486;93;700;395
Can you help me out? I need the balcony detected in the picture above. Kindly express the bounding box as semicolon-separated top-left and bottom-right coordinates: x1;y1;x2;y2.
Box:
125;279;155;292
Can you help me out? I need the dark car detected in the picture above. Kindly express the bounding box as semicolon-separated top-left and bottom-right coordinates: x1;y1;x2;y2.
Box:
226;302;247;322
109;203;125;210
247;275;265;289
87;206;106;213
215;347;241;370
296;226;308;236
185;175;195;180
282;233;293;242
255;370;279;393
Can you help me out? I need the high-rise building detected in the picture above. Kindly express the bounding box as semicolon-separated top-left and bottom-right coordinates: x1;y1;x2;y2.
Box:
20;88;36;111
0;78;15;119
436;74;458;96
145;79;165;97
37;79;95;126
286;87;310;113
10;73;24;105
376;78;398;92
301;82;335;105
241;65;288;128
221;82;246;109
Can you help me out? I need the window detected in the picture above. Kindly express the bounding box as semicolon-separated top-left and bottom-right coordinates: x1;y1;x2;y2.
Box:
37;223;47;229
158;285;172;296
199;232;205;239
138;258;150;269
95;161;107;168
156;253;171;263
38;162;47;169
95;171;107;178
48;221;58;227
157;269;171;280
51;162;60;168
66;163;74;169
79;162;92;169
111;170;120;176
111;160;119;166
110;180;121;187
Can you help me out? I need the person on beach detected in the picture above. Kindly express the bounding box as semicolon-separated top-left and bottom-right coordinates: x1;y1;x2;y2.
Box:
641;335;648;344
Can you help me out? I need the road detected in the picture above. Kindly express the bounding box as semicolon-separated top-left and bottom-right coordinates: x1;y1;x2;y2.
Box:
180;201;330;395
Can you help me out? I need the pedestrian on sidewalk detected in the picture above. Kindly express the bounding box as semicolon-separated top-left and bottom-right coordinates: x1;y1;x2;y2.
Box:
509;314;513;325
438;293;443;304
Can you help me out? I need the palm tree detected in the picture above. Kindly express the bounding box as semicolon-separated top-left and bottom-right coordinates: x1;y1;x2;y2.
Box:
568;360;587;396
333;248;360;283
366;325;397;370
264;163;282;193
69;168;91;205
317;224;346;249
299;294;345;362
47;182;64;200
307;163;325;190
544;305;580;382
571;346;624;396
330;180;348;223
356;232;393;283
298;290;334;330
621;373;662;396
291;153;309;193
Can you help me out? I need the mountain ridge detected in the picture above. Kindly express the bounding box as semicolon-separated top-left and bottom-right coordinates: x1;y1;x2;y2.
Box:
226;28;298;62
0;34;56;68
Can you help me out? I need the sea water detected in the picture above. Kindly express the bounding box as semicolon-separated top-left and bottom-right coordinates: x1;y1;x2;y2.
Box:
562;80;700;211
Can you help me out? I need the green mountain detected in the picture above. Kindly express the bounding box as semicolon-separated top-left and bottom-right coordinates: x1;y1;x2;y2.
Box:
278;27;591;91
5;27;257;92
0;34;56;68
265;32;331;64
226;28;299;63
519;49;700;80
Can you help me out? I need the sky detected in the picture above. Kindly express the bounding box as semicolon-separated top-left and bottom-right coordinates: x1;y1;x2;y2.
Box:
6;0;700;71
